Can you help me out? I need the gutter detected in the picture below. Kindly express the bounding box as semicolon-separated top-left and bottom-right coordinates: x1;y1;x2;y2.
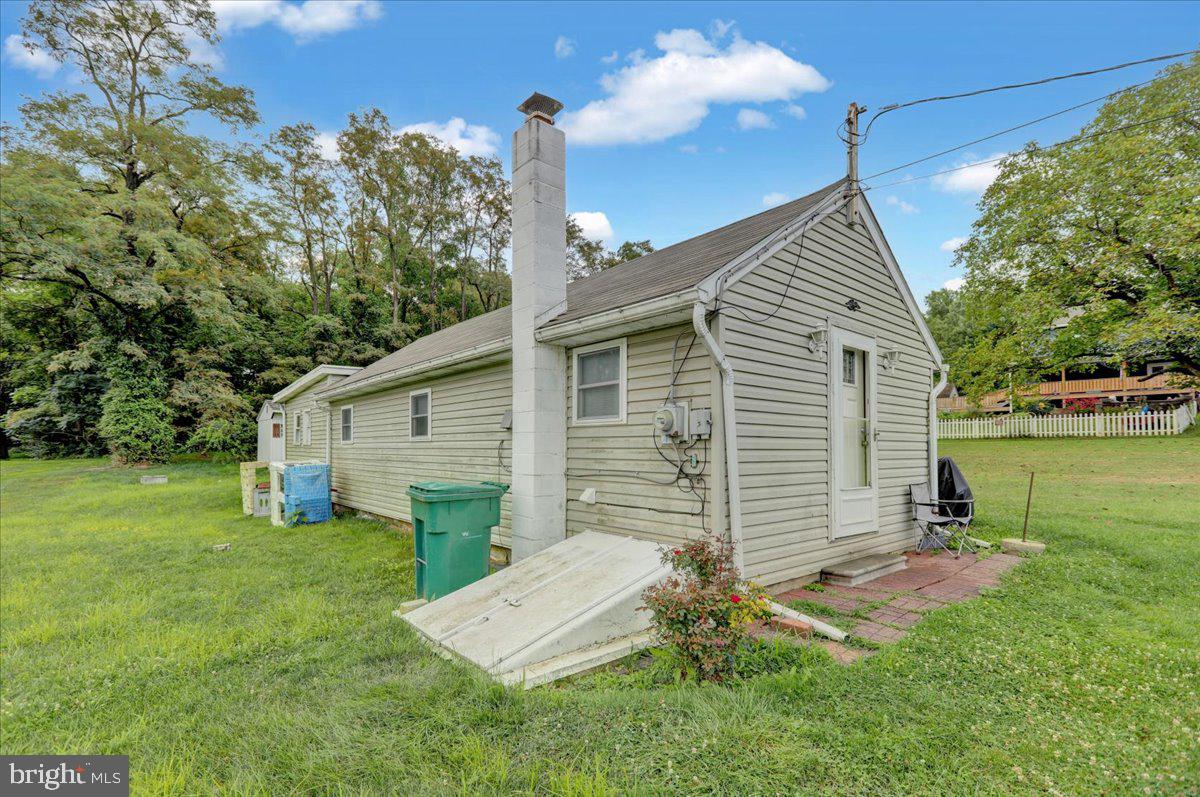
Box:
691;301;746;575
315;337;511;401
930;364;949;503
537;288;698;344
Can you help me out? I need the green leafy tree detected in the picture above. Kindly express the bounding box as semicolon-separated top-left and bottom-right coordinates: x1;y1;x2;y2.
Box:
567;218;655;280
1;0;265;460
954;57;1200;400
922;287;973;367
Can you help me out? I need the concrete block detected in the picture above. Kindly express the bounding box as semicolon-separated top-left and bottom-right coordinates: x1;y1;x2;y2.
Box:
212;543;231;552
822;553;907;586
1001;538;1046;555
140;475;168;485
769;616;813;638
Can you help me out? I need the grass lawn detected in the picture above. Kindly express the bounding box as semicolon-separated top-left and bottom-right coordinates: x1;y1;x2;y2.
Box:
2;436;1198;795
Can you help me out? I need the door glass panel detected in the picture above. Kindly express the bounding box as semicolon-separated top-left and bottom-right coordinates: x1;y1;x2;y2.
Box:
840;347;870;488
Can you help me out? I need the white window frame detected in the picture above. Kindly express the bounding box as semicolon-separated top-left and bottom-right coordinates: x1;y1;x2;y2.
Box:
409;388;432;441
302;410;312;446
572;338;627;425
293;412;301;445
339;405;354;444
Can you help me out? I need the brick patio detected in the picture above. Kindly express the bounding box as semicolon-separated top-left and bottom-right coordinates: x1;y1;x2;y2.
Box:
776;550;1023;651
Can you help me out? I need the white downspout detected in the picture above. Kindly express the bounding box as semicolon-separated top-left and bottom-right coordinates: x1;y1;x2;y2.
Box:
692;302;745;575
929;364;949;502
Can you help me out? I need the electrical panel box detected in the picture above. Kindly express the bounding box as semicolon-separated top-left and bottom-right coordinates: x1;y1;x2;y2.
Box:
653;401;688;445
689;409;712;440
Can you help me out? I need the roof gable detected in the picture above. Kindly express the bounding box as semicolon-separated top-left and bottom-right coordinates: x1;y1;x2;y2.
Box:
323;179;850;397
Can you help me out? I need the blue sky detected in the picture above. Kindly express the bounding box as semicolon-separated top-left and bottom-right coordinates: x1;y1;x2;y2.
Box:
3;1;1197;303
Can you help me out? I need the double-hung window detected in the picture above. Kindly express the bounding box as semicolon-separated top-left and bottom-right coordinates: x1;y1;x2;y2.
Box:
301;410;312;445
409;389;431;441
340;406;354;444
573;339;627;424
293;412;302;445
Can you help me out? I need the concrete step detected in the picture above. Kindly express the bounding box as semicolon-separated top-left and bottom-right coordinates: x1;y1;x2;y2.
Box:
822;553;907;587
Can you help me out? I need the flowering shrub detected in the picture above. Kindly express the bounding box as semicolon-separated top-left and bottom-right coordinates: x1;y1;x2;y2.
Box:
1061;397;1102;414
641;535;772;682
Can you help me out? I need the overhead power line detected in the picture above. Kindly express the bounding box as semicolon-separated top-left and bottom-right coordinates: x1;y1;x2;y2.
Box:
861;64;1199;181
862;106;1198;191
855;49;1198;141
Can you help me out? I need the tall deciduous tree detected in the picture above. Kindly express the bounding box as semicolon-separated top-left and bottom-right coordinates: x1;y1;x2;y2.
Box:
1;0;264;460
953;57;1200;399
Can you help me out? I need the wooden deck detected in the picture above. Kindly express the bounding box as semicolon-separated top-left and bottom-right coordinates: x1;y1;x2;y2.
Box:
938;373;1196;412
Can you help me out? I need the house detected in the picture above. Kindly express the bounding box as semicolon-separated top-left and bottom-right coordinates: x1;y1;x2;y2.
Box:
937;307;1196;414
267;93;946;591
256;365;360;462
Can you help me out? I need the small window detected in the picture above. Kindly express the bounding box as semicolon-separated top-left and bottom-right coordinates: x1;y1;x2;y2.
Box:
573;339;626;424
293;412;302;444
410;389;431;441
842;350;857;385
272;422;282;439
302;410;312;445
340;406;354;443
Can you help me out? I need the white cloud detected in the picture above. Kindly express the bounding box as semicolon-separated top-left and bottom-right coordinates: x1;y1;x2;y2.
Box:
710;19;736;39
3;35;60;77
940;236;967;252
211;0;383;43
571;211;613;243
943;277;965;291
783;104;807;120
885;195;919;215
654;28;717;56
600;50;619;64
560;29;829;145
678;144;699;155
554;35;576;59
315;132;340;161
736;108;773;131
398;118;500;158
932;153;1005;194
762;192;789;208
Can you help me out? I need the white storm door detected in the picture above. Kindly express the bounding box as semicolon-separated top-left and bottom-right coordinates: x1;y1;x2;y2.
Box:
830;328;879;539
271;412;286;461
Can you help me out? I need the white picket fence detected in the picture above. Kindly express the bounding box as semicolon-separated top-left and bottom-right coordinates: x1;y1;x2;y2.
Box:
939;401;1197;440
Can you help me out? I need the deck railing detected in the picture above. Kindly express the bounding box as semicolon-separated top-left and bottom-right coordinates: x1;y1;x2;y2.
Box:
938;401;1197;440
937;373;1183;412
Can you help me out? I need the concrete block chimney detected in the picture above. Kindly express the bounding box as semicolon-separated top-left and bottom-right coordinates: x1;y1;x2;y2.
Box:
510;92;568;561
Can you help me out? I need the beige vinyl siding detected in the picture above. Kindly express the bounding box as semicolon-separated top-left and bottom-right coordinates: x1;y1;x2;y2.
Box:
280;377;344;462
721;212;935;586
328;363;514;547
566;325;713;545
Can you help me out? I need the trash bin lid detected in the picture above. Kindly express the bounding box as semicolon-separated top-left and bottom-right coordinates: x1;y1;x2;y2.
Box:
407;481;509;502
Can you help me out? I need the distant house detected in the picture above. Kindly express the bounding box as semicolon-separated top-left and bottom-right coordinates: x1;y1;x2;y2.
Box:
938;308;1196;413
265;95;945;589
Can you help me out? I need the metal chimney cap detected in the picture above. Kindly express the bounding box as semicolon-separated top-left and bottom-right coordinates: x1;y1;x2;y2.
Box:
518;92;564;123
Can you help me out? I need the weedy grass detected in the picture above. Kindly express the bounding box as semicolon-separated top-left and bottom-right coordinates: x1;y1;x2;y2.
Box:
1;434;1197;795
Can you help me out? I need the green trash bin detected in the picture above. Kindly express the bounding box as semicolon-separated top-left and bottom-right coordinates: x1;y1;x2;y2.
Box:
407;481;509;600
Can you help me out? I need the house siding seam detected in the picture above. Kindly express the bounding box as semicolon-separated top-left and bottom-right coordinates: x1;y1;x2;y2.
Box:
326;363;515;548
721;213;935;587
566;325;714;546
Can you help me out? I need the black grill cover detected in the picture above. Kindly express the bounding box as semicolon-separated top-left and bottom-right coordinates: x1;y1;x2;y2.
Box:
937;456;973;519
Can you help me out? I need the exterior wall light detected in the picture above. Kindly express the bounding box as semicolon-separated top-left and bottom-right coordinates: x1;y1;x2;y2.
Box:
881;348;902;373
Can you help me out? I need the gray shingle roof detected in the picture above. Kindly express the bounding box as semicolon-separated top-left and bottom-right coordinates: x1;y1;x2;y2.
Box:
328;179;845;395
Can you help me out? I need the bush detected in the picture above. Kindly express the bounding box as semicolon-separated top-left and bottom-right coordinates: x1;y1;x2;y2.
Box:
641;535;772;682
98;370;175;463
187;417;256;462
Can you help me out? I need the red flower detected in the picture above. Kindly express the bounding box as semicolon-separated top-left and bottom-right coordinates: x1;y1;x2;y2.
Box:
730;594;742;603
673;549;682;556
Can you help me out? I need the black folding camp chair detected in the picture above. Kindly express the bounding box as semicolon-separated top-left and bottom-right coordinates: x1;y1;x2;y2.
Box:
910;457;976;557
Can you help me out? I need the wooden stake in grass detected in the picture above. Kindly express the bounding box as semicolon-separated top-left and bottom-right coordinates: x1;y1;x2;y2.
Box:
1022;471;1035;542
